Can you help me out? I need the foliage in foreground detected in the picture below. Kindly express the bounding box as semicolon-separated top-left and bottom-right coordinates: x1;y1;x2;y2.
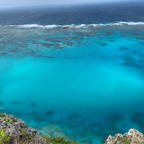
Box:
122;136;131;144
41;135;82;144
0;129;11;144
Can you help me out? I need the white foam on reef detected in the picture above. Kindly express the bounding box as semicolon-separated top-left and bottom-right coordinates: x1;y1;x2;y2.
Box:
17;24;58;28
1;21;144;29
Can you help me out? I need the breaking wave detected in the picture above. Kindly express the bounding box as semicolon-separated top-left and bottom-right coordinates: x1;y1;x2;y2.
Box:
0;22;144;29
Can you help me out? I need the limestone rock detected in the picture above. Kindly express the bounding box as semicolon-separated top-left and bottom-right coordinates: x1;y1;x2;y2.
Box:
0;113;50;144
106;129;144;144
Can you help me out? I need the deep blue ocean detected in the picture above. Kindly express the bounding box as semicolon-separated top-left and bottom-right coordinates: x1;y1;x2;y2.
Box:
0;2;144;144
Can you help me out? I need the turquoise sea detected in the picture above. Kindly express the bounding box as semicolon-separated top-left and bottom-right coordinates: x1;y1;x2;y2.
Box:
0;23;144;143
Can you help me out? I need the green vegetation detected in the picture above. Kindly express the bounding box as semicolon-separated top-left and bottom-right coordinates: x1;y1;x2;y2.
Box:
4;117;13;125
16;128;29;137
21;130;29;137
0;114;5;118
0;129;11;144
122;136;131;144
41;135;81;144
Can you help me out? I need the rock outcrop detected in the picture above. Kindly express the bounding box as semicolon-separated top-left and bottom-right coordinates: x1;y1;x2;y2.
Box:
105;129;144;144
0;113;49;144
0;113;80;144
2;113;143;144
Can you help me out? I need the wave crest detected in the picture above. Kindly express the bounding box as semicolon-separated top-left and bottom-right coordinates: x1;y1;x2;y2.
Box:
1;21;144;29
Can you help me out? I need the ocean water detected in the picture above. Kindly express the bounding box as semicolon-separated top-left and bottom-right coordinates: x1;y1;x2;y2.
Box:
0;3;144;144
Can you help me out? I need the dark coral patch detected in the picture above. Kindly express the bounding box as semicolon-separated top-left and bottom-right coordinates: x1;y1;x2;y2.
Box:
0;101;4;106
45;110;55;116
11;101;21;105
101;43;108;46
104;32;113;36
31;102;37;107
130;112;144;133
62;26;69;30
31;112;45;122
122;56;141;69
119;47;128;51
135;37;144;40
104;113;125;125
35;55;54;58
132;50;138;54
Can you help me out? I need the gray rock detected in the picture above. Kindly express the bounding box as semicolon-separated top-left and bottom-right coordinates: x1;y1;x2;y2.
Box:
0;113;50;144
105;129;144;144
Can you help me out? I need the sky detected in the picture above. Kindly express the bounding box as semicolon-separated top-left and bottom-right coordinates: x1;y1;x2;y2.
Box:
0;0;139;8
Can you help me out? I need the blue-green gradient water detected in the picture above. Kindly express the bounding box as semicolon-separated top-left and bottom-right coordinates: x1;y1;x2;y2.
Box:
0;23;144;143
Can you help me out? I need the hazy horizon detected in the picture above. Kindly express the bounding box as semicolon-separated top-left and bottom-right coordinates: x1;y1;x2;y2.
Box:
0;0;142;9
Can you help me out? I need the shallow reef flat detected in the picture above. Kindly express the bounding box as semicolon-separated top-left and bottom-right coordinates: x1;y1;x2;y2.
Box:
0;24;144;143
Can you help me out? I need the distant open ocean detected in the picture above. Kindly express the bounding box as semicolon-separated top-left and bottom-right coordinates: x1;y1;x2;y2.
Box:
0;2;144;144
